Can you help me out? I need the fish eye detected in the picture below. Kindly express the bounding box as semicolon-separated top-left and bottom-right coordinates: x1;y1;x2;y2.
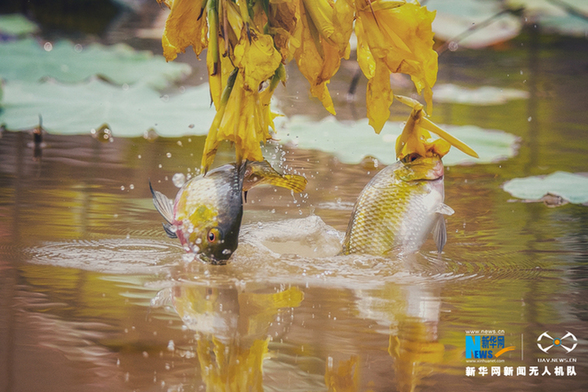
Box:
403;153;420;163
207;228;220;243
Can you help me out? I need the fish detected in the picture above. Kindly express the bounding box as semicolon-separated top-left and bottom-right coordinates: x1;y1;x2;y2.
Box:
342;154;454;255
342;96;478;255
151;160;307;264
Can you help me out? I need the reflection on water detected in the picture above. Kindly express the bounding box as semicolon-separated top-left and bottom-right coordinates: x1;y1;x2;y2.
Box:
1;7;588;392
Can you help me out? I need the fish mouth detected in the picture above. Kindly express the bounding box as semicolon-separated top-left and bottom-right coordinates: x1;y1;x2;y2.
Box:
198;253;228;265
402;154;444;181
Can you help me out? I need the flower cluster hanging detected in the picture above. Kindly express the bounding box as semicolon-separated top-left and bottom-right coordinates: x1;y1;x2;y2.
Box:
157;0;438;172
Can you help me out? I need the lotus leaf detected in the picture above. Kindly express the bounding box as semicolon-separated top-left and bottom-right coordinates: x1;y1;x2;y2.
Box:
427;0;521;48
0;38;190;89
279;116;519;166
0;14;39;36
0;78;215;136
503;172;588;204
506;0;588;37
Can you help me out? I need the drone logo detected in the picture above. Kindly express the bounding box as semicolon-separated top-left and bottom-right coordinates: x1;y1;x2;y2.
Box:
537;331;577;354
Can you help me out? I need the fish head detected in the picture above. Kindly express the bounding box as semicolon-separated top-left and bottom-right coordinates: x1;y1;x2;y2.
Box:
173;169;244;264
397;154;444;182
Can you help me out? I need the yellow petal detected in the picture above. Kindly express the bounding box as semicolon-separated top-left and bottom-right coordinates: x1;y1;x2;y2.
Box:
366;57;393;134
161;0;207;61
355;16;375;79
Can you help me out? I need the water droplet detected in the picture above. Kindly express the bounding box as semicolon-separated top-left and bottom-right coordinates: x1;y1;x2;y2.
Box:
122;83;129;91
167;340;175;351
142;351;149;358
74;43;83;53
172;173;186;187
120;186;125;191
137;154;142;159
448;41;458;51
166;152;172;158
129;184;134;190
177;140;183;147
160;94;169;102
90;125;113;142
527;116;532;122
43;42;53;52
222;249;232;255
182;253;195;262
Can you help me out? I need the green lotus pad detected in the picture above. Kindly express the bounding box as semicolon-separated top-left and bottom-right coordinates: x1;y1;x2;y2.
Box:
0;14;39;36
0;78;215;136
278;116;519;166
0;38;190;89
503;172;588;204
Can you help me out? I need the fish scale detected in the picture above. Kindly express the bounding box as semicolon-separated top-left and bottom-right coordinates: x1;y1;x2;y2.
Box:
342;157;451;256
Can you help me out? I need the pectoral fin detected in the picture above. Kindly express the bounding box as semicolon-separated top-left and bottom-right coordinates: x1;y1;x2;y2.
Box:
433;215;447;254
162;223;178;239
436;203;454;216
149;180;175;224
243;160;308;193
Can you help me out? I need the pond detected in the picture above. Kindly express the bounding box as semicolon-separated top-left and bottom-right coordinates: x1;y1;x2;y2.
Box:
1;1;588;391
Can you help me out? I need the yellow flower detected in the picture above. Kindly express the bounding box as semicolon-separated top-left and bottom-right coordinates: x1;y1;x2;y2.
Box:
158;0;450;169
395;95;478;160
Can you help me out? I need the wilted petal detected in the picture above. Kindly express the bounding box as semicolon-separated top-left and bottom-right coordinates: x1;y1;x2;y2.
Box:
233;30;282;91
162;0;208;61
357;1;438;112
293;4;345;115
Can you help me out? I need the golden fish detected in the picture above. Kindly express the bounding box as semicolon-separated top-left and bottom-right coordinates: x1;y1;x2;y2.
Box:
343;96;478;255
151;160;307;264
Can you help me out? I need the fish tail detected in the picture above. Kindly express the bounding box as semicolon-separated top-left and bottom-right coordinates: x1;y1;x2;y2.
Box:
244;160;307;193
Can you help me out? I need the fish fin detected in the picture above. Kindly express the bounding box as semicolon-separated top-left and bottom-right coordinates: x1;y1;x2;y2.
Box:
162;223;177;239
271;174;308;193
436;203;454;216
243;160;308;193
433;215;447;254
149;180;174;224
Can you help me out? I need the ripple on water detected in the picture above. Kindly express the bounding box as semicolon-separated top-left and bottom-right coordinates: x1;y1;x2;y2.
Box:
26;237;182;274
24;216;556;284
